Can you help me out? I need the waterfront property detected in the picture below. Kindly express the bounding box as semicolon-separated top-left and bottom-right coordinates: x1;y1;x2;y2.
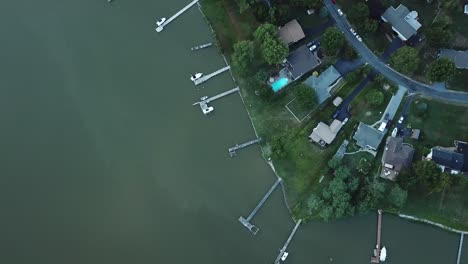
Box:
381;136;415;181
425;141;468;175
304;65;342;105
278;19;305;46
439;49;468;69
353;122;385;152
309;119;344;146
381;4;422;41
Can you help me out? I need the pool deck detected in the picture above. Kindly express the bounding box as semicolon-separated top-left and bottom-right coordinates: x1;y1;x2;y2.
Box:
268;68;293;92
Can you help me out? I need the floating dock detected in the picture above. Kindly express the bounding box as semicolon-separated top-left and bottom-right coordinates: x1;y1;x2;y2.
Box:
371;210;383;263
274;219;302;264
239;178;282;234
192;87;240;115
229;138;262;157
191;43;212;51
457;233;464;264
193;66;231;85
156;0;199;32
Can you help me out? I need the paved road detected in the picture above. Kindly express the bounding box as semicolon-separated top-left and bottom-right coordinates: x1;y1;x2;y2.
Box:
324;0;468;104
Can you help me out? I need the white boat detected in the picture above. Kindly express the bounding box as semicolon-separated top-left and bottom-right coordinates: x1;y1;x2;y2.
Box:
380;247;387;261
190;73;203;81
156;17;166;27
202;106;214;115
200;96;208;101
281;252;289;261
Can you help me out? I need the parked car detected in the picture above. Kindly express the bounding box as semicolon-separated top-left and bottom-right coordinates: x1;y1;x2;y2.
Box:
398;116;404;124
356;35;362;42
337;9;343;16
350;28;356;36
309;45;317;51
342;118;349;125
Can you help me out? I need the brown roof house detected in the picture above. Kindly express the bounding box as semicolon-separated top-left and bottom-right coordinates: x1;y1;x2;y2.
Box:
309;119;344;147
381;137;415;181
278;19;305;45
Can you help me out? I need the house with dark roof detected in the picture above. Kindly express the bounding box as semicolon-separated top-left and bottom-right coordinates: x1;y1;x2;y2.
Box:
381;137;415;181
304;65;342;105
285;45;321;80
353;122;385;152
278;19;305;45
439;49;468;69
426;141;468;175
381;4;422;41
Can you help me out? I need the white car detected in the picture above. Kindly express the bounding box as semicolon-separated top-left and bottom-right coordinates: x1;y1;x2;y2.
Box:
309;44;317;51
356;35;362;42
337;9;343;16
398;116;404;124
350;28;356;36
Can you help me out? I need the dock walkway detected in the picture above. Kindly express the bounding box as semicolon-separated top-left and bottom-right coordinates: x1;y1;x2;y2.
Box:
239;178;282;234
193;66;231;85
371;210;383;263
156;0;199;32
229;137;262;157
274;219;302;264
457;233;464;264
191;43;212;51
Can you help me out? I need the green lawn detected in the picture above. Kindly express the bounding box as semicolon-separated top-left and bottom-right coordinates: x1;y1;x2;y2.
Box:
447;69;468;92
450;9;468;39
350;82;392;125
400;0;438;26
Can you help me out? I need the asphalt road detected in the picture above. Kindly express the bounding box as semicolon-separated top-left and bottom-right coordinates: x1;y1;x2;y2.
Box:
324;0;468;104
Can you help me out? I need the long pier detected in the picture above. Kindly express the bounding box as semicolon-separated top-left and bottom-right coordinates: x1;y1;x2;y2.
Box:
193;66;231;85
191;43;212;51
371;210;383;263
229;137;262;157
457;233;464;264
239;178;282;234
274;219;303;264
156;0;199;32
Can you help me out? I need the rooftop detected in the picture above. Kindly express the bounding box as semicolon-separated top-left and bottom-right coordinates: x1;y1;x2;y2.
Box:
286;45;321;80
439;49;468;69
353;122;385;151
381;137;415;181
309;119;343;145
432;148;464;171
381;4;421;40
304;65;342;104
278;19;305;45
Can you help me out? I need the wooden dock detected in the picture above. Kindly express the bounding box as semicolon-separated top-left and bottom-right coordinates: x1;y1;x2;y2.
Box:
191;43;212;51
457;233;464;264
229;137;262;157
274;219;302;264
193;66;231;85
156;0;199;32
239;178;282;235
371;210;383;263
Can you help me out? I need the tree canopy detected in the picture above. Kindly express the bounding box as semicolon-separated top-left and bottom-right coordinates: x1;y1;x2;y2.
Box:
365;90;384;106
389;46;420;74
254;23;288;65
295;84;318;110
428;58;456;82
413;160;452;193
348;3;369;29
388;185;408;209
322;27;345;56
232;40;255;75
254;23;277;43
426;22;453;48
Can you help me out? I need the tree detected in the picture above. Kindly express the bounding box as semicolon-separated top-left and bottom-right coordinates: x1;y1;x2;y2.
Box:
428;58;456;82
426;22;453;48
365;90;384;106
254;23;277;43
397;168;418;190
238;0;253;13
357;157;373;174
256;83;274;100
388;185;408;209
348;3;369;30
328;158;342;170
295;84;318;110
389;46;420;74
413;160;452;193
356;178;385;213
364;19;379;33
322;27;345;56
261;37;288;65
440;0;458;10
342;43;357;59
290;0;322;8
231;40;255;75
271;136;287;159
334;166;351;179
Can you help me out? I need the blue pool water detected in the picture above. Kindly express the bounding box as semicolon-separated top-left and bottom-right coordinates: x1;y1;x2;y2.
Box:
271;77;289;92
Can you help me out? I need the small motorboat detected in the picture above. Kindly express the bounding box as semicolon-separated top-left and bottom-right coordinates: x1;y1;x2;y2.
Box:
281;252;289;261
202;106;214;115
200;96;208;101
380;247;387;262
156;17;166;27
190;73;203;81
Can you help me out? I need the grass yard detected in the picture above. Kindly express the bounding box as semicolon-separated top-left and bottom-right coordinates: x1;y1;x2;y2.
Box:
286;98;316;122
399;0;438;26
450;9;468;39
350;82;392;125
447;69;468;92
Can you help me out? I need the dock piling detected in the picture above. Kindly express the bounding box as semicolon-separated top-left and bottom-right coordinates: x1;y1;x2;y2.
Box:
228;138;262;157
193;66;231;85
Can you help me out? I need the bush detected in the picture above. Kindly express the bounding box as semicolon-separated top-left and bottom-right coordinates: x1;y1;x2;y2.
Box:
365;90;384;106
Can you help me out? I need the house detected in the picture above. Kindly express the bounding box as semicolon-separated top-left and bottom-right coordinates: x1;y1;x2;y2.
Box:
381;137;415;181
304;65;342;105
426;141;468;175
309;119;344;146
353;122;385;151
439;49;468;69
465;4;468;14
278;19;305;45
285;44;321;80
381;4;422;41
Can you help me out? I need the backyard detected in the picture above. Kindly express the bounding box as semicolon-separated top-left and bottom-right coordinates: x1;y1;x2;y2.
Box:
350;81;393;125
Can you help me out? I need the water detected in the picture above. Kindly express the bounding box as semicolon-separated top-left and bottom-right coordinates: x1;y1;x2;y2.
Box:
0;0;462;263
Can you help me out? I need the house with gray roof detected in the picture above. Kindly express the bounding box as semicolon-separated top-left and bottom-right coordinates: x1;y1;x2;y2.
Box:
285;45;321;80
426;141;468;175
381;4;422;41
381;137;415;181
353;123;385;151
439;49;468;69
278;19;305;45
304;65;342;105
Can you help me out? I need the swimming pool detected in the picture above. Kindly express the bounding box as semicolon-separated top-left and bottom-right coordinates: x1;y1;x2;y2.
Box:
271;77;289;92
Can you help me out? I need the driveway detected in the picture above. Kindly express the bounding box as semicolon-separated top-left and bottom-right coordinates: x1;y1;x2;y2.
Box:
324;0;468;105
302;19;335;38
